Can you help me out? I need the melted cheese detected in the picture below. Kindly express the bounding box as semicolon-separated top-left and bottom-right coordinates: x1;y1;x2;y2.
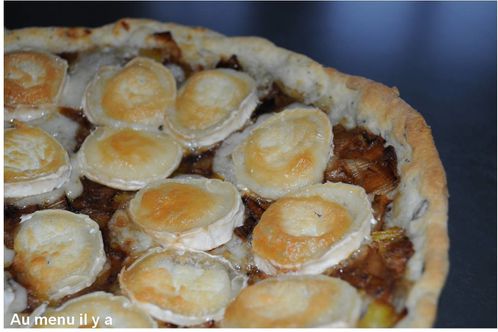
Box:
84;57;176;130
4;51;67;121
28;110;81;153
230;107;333;199
4;125;71;198
7;156;83;209
4;272;28;328
209;235;252;272
60;48;135;109
119;248;247;326
78;127;183;190
164;68;258;149
222;275;361;328
108;209;156;256
252;182;374;274
12;210;106;301
128;176;244;250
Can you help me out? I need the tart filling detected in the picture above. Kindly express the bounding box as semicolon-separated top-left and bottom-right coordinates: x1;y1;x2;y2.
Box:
222;275;361;328
4;51;67;121
119;248;247;326
83;57;176;130
12;210;106;301
77;126;183;190
128;176;244;250
164;68;258;149
5;125;71;198
252;182;374;274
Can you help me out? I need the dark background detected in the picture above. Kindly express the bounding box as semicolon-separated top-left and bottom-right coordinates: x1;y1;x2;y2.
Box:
5;1;497;328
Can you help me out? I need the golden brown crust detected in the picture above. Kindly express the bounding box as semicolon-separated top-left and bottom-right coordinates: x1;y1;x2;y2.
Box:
5;18;449;327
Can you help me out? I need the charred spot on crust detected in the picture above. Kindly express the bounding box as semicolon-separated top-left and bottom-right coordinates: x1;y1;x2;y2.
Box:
152;31;182;61
138;31;184;71
140;30;204;80
325;124;400;196
63;28;92;39
57;52;79;67
153;31;174;43
120;20;130;31
216;54;242;71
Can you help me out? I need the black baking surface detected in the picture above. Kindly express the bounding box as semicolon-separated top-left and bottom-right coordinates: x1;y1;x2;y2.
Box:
5;1;497;328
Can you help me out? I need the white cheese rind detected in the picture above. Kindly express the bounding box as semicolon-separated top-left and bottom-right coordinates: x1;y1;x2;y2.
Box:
4;126;72;199
221;275;362;328
253;182;375;275
77;127;183;190
216;106;333;200
83;56;176;131
13;210;106;300
164;68;258;150
128;176;244;251
119;248;247;326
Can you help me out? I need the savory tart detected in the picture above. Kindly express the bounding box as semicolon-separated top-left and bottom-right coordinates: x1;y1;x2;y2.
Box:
4;18;448;328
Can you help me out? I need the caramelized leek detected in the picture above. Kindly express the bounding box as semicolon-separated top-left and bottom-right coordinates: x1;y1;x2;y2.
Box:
358;300;401;328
